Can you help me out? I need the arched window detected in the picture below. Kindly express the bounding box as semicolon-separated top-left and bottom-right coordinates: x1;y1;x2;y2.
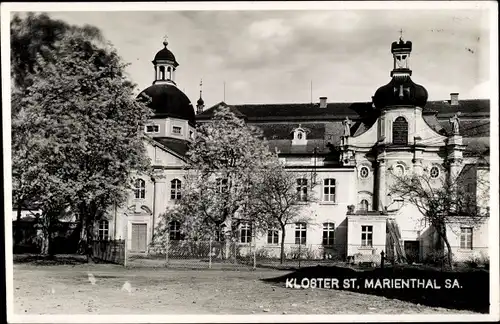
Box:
98;220;109;240
167;66;172;80
134;179;146;199
392;116;408;145
159;66;165;80
359;199;369;211
171;179;182;200
169;221;181;241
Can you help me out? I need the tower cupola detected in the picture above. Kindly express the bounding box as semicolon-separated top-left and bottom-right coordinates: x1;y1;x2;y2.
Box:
152;37;179;86
373;32;428;110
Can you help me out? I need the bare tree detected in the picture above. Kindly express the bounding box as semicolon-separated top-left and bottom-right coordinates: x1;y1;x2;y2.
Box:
252;161;316;264
388;162;490;269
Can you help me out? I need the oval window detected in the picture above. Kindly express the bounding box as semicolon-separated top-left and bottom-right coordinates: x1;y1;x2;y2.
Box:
430;166;440;179
359;166;370;179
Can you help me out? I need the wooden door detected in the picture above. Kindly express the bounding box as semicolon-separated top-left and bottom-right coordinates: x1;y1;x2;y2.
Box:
131;223;147;252
404;240;420;264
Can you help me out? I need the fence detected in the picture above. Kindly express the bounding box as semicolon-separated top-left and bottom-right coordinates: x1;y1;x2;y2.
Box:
91;239;126;265
127;241;358;269
124;240;490;270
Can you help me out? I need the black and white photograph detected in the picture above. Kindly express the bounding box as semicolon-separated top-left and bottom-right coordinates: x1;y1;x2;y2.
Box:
2;1;499;323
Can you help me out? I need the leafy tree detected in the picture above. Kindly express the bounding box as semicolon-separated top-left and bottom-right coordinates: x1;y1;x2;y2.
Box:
251;161;316;264
11;12;104;247
389;164;489;269
13;18;152;257
153;106;275;259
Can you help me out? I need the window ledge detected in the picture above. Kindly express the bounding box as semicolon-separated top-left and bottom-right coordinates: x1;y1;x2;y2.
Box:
319;202;338;205
358;246;374;250
457;249;474;253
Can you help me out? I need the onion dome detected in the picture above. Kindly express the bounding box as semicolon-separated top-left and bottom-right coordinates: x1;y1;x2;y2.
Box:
137;84;195;126
373;77;428;109
197;96;204;106
373;36;428;109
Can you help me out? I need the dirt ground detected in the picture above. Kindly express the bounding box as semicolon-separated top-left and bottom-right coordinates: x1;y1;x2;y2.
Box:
12;263;476;315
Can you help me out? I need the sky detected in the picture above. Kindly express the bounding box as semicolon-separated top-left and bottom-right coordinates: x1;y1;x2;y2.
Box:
15;4;493;108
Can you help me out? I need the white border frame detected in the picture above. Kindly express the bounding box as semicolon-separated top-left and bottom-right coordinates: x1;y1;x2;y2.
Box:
2;1;498;323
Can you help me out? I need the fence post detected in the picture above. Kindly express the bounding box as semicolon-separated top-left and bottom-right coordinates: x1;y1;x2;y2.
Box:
233;239;237;264
252;240;256;270
298;243;302;268
165;233;169;267
123;236;128;267
209;237;212;269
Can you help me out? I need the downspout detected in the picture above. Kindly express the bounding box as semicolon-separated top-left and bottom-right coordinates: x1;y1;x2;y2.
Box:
151;177;156;252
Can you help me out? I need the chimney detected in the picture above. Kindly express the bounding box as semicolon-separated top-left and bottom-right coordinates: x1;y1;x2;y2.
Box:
319;96;327;108
450;93;459;106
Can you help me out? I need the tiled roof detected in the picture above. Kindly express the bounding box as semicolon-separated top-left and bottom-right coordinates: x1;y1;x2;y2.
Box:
198;99;489;122
197;101;374;121
153;137;190;157
424;99;490;117
463;137;490;157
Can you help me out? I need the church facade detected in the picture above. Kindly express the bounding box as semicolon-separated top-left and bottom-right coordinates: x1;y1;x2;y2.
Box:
105;37;489;264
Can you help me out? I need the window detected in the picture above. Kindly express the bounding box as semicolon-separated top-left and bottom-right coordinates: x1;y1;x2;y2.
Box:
189;130;194;139
295;223;307;244
172;126;182;134
430;166;440;179
322;223;335;246
460;227;473;249
216;178;228;194
323;178;336;202
361;225;373;247
145;125;159;133
359;166;370;179
159;66;165;80
296;178;308;201
359;199;369;211
240;223;252;243
297;132;303;140
392;117;408;145
167;66;172;79
169;221;181;241
98;220;109;240
267;229;279;245
134;179;146;199
170;179;182;200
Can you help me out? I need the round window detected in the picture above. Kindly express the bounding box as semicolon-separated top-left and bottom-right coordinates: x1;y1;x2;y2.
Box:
430;166;440;179
359;166;370;179
393;164;405;177
297;132;303;140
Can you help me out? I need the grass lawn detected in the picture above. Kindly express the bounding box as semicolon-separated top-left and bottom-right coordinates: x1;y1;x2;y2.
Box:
12;263;477;315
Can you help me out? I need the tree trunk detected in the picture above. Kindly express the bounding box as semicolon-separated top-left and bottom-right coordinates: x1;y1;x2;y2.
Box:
15;200;23;247
280;225;286;264
40;228;50;256
437;223;453;270
86;221;95;263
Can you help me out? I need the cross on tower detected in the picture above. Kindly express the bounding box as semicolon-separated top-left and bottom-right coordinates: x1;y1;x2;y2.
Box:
163;34;168;46
394;85;411;99
399;28;404;41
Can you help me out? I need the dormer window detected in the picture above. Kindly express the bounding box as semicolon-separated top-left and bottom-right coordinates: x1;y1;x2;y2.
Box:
292;125;308;146
172;126;182;135
145;125;159;133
